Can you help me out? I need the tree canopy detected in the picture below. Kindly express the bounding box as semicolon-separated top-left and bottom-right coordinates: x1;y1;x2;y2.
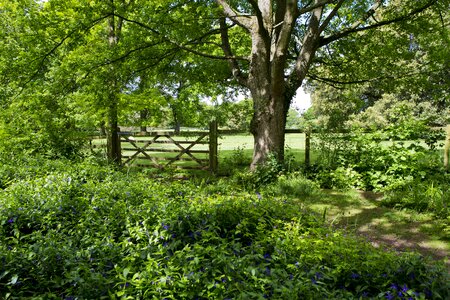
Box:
0;0;448;166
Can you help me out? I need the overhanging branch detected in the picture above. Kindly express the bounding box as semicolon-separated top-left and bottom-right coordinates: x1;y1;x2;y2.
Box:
319;0;437;46
115;13;248;62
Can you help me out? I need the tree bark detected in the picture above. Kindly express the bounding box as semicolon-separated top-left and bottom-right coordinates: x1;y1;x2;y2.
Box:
139;109;148;134
106;14;122;163
106;90;121;163
240;0;322;169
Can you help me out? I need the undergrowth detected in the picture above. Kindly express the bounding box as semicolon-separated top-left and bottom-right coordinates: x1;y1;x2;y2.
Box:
0;158;448;299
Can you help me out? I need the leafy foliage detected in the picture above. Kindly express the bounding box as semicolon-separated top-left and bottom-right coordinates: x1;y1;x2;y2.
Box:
0;158;448;299
309;128;445;192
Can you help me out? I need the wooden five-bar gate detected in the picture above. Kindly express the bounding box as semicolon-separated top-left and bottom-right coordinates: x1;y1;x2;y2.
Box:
119;121;218;174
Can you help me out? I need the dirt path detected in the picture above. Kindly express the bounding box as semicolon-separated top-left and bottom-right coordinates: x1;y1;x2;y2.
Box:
305;190;449;269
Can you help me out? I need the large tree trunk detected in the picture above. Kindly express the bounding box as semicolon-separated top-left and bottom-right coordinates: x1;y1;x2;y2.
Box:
106;15;122;163
218;0;322;169
249;93;288;169
106;92;121;163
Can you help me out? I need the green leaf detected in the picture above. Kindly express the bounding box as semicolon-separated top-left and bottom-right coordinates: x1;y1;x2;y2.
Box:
8;275;18;285
123;268;130;279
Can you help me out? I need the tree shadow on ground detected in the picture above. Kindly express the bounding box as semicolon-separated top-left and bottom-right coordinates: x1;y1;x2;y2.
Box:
301;190;449;269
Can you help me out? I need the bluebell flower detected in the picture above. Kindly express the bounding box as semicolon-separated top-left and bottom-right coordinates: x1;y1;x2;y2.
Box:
401;284;409;293
7;218;14;224
265;267;271;275
255;192;262;200
385;292;394;300
390;283;399;291
350;273;360;279
161;223;169;230
263;253;271;260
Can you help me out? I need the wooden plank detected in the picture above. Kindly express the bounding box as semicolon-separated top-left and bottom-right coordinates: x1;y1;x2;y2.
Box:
131;164;209;170
166;134;208;166
119;131;209;137
121;156;208;163
122;148;209;153
120;140;209;145
285;129;304;134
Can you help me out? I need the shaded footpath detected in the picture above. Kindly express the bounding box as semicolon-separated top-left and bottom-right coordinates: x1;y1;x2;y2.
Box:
304;190;449;270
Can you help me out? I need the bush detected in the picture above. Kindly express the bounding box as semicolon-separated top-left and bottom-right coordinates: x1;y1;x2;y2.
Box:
262;173;322;198
309;131;445;191
0;159;448;299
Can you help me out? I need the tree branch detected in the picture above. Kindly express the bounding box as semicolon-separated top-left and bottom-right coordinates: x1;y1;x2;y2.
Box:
220;18;248;87
319;0;437;46
298;0;335;16
319;0;345;32
308;63;446;88
21;14;113;88
216;0;254;31
115;13;248;62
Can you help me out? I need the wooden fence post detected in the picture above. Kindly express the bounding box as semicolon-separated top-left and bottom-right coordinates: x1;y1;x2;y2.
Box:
209;120;218;175
305;130;311;168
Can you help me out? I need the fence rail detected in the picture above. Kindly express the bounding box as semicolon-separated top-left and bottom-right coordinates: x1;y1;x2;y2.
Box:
90;123;311;174
118;123;217;173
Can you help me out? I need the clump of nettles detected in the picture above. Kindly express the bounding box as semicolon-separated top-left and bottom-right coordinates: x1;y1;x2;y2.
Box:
0;160;448;299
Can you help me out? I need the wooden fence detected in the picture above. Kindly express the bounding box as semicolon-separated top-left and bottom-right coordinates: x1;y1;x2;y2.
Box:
118;121;219;174
90;122;311;174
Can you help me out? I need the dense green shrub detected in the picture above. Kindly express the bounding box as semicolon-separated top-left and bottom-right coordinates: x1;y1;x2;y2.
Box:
310;132;445;191
0;159;448;299
262;173;322;198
